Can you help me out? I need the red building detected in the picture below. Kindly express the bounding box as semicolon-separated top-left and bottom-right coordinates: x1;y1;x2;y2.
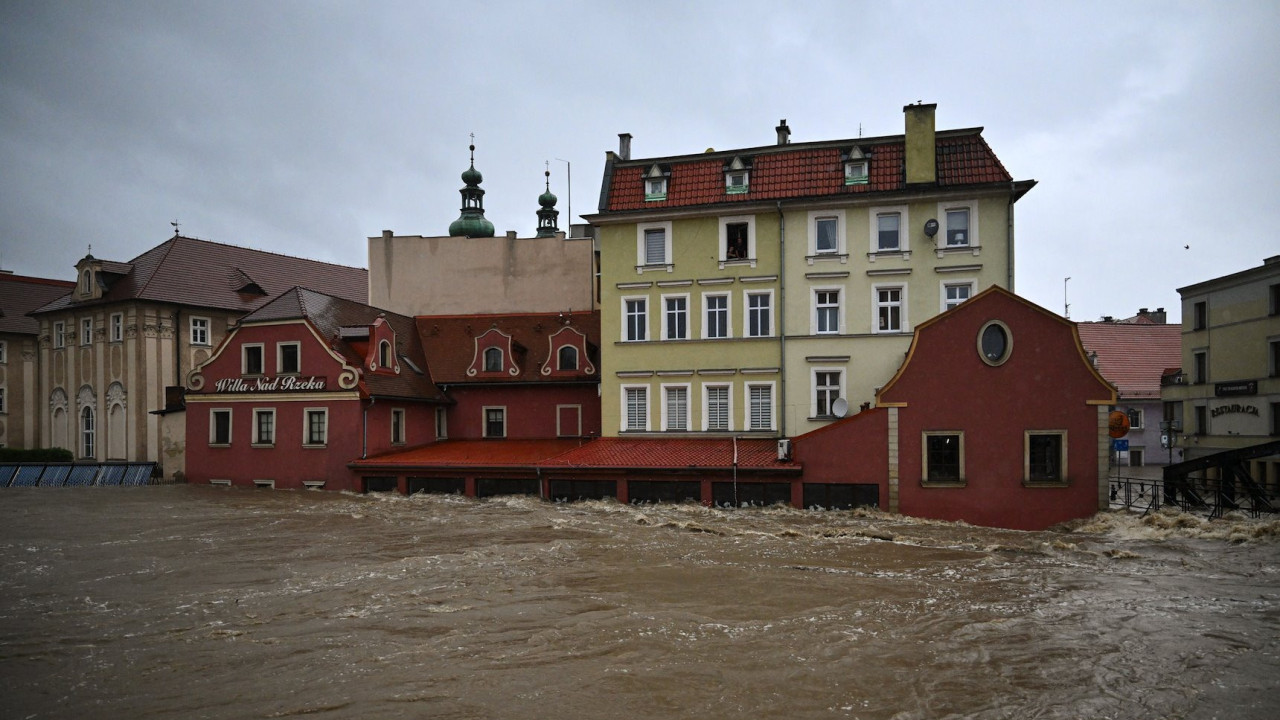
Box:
414;312;601;440
793;286;1116;530
185;288;445;491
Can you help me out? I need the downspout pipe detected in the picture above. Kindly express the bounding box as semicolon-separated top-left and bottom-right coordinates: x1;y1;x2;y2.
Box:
362;396;375;459
777;201;787;439
1007;186;1016;292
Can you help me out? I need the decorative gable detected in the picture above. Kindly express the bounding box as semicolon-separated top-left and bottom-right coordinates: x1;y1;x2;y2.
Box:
723;156;752;194
542;325;597;376
643;163;671;201
467;327;521;377
367;316;400;375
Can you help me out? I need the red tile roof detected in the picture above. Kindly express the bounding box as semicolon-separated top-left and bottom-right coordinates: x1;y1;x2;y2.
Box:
0;274;75;335
541;436;795;471
32;236;367;315
1076;322;1182;400
415;311;600;384
601;131;1016;213
241;287;444;401
353;439;589;468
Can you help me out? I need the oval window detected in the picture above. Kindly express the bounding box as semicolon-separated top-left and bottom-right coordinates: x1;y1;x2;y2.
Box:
977;321;1012;366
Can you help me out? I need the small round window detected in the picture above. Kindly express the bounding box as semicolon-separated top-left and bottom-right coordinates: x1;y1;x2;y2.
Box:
977;320;1012;366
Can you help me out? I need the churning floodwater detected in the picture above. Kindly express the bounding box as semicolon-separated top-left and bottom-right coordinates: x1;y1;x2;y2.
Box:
1;486;1277;720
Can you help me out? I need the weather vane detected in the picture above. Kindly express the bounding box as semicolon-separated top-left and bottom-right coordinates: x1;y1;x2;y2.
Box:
171;219;180;236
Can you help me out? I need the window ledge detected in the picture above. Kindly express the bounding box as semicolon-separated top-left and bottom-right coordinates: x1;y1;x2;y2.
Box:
302;443;328;449
636;263;674;275
921;480;967;488
806;253;848;266
1023;480;1070;488
867;251;911;262
250;443;275;449
935;245;981;259
208;443;231;449
719;258;757;270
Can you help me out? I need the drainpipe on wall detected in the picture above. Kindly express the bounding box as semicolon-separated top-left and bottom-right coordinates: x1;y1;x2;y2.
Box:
777;201;787;439
1006;188;1016;292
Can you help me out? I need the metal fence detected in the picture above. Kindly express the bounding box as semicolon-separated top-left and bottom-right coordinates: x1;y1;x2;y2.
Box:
1108;473;1278;519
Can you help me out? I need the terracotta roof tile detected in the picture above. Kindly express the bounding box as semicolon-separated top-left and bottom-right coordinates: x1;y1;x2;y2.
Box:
541;436;795;471
415;311;600;384
354;439;588;468
603;131;1014;212
1076;322;1182;400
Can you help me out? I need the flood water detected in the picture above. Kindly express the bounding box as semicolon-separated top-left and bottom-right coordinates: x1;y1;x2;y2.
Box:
1;486;1277;720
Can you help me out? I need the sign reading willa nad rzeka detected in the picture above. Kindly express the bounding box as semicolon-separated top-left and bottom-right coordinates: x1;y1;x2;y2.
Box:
214;376;328;393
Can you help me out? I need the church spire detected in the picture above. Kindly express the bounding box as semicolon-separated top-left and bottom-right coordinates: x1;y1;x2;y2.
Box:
535;162;559;238
449;135;495;238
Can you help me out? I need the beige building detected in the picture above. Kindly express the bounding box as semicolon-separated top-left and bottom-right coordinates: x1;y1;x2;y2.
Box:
1163;255;1280;483
586;104;1035;438
30;236;367;477
0;272;77;450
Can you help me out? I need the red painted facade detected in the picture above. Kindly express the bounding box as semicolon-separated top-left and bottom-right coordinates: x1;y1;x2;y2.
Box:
793;286;1115;530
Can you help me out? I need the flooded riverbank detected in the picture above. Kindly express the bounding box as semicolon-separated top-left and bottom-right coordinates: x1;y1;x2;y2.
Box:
2;486;1277;719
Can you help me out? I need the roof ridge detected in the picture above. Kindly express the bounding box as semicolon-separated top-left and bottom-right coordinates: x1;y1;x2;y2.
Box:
130;237;180;299
160;234;365;272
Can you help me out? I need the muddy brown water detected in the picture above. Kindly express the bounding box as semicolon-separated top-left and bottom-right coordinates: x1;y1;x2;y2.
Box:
1;486;1277;720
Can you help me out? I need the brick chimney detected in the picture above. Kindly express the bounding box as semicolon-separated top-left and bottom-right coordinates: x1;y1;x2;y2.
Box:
1138;307;1168;324
776;119;791;146
618;133;632;161
903;102;937;185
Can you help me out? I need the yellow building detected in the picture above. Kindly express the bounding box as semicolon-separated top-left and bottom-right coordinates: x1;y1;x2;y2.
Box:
1163;256;1280;483
586;104;1035;439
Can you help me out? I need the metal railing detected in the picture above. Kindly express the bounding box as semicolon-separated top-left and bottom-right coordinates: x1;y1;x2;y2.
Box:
1109;473;1278;518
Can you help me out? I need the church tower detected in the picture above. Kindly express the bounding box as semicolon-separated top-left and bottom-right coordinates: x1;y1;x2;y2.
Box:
535;167;559;238
448;140;496;238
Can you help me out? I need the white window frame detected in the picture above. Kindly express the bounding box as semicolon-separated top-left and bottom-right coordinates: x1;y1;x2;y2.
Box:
80;317;93;346
745;382;776;432
242;343;265;376
433;407;446;440
1025;430;1068;485
812;287;843;335
482;406;507;438
808;209;846;257
303;407;328;448
277;341;302;375
844;159;869;185
811;367;843;418
703;383;733;432
1128;408;1145;430
870;205;909;254
622;295;648;342
378;339;393;369
937;200;978;249
725;169;749;194
109;313;123;343
53;321;65;349
635;221;673;270
744;289;774;338
209;408;232;446
872;284;907;334
0;340;5;364
190;316;210;346
703;292;732;340
621;384;650;433
483;346;504;372
718;215;756;264
557;345;579;371
645;176;668;201
0;387;6;414
661;383;690;432
252;408;276;447
940;280;976;312
81;405;95;458
556;404;583;437
662;293;689;341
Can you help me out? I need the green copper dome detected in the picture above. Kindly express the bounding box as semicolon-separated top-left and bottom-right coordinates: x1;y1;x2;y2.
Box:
539;188;557;208
449;143;495;238
535;169;560;238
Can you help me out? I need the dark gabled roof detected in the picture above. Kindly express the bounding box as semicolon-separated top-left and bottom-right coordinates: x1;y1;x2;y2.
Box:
599;129;1021;213
242;287;443;402
0;273;76;335
31;236;368;315
1076;322;1182;401
415;311;600;384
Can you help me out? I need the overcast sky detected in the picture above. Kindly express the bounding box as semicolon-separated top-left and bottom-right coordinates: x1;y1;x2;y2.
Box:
2;1;1277;322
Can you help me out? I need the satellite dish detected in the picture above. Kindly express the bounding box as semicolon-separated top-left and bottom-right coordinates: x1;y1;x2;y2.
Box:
832;397;849;418
924;219;939;237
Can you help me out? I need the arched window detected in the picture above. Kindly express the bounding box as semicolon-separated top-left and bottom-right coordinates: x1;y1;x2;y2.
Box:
378;340;392;368
558;345;578;371
483;347;503;372
80;269;92;294
81;406;95;459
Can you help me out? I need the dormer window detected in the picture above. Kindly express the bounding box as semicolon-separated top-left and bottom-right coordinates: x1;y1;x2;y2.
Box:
724;156;751;194
843;147;869;185
483;347;503;372
378;340;392;369
558;345;578;371
642;164;670;201
80;269;93;295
